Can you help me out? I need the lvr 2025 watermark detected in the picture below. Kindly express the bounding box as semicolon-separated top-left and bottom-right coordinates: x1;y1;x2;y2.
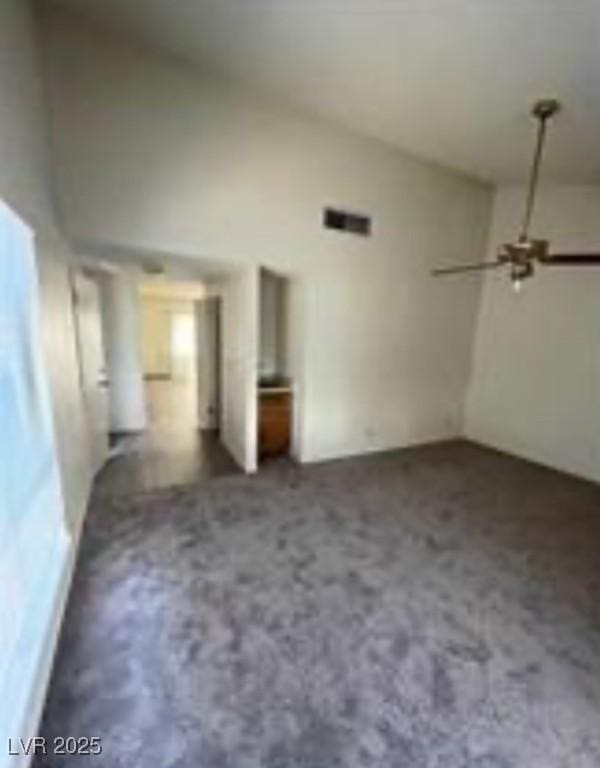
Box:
8;736;102;756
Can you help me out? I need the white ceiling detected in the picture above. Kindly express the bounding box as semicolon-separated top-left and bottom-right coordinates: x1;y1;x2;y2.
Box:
49;0;600;183
74;240;237;281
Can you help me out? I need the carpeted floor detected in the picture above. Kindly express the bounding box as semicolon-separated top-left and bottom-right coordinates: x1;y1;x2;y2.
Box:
36;440;600;767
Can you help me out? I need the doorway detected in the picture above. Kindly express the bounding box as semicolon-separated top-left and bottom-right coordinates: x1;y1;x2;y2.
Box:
83;268;236;493
139;278;219;439
95;277;234;492
72;270;109;473
257;268;295;464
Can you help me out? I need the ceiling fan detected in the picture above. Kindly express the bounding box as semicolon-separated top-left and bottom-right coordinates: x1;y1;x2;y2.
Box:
432;99;600;290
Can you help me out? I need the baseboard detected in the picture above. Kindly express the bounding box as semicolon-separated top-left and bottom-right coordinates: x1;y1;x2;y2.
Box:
463;429;600;487
2;507;87;768
300;429;461;465
23;548;75;768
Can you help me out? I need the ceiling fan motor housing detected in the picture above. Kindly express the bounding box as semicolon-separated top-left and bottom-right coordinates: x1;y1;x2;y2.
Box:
511;237;550;261
503;238;550;282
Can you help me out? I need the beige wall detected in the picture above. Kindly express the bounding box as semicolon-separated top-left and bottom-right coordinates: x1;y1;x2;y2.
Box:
141;296;173;377
140;294;200;378
41;8;493;462
466;185;600;483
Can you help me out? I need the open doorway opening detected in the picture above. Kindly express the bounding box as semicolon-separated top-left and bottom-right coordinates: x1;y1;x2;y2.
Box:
75;254;270;483
72;270;110;474
78;264;237;493
257;267;295;464
124;277;231;486
139;278;207;437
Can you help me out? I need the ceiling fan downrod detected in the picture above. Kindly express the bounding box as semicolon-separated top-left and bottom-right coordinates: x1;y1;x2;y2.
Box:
519;98;561;242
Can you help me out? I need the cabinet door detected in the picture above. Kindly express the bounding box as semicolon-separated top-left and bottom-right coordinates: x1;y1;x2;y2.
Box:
259;394;291;457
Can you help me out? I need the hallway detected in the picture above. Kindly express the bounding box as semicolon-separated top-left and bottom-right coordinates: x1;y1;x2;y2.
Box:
99;378;238;497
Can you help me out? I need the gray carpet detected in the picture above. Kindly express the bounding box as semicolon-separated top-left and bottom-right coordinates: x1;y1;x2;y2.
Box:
36;440;600;767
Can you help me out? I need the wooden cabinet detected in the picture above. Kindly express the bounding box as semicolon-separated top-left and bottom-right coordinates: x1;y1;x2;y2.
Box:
258;390;292;459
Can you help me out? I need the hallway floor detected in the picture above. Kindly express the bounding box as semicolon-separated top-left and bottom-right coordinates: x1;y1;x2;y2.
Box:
100;378;238;495
36;441;600;767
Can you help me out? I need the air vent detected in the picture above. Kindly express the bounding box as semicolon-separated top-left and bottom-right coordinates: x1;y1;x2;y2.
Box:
324;207;371;237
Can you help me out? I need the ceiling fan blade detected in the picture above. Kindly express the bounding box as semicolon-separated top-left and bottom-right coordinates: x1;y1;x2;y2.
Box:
544;253;600;265
432;260;503;276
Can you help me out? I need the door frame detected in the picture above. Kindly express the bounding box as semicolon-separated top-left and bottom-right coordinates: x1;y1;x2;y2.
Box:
71;268;110;473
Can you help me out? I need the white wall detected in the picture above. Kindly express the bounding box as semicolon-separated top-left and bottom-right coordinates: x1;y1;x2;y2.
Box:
0;206;70;763
72;271;109;472
100;272;147;432
2;1;91;530
41;8;492;463
466;185;600;483
259;269;286;378
221;268;259;472
196;296;220;430
0;0;92;761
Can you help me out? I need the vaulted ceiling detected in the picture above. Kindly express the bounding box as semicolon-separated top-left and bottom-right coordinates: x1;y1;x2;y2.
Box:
48;0;600;183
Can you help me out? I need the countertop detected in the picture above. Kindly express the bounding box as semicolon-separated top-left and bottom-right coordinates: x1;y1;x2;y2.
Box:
257;377;293;395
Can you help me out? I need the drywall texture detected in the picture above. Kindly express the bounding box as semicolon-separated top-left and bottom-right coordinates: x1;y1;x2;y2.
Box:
1;1;91;529
0;202;70;766
221;268;259;472
259;269;286;379
100;272;147;432
466;185;600;483
41;8;492;462
0;0;91;761
195;297;220;430
259;269;290;379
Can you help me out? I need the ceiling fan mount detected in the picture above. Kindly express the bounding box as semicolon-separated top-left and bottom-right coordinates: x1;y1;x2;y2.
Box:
433;98;600;289
532;98;561;121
